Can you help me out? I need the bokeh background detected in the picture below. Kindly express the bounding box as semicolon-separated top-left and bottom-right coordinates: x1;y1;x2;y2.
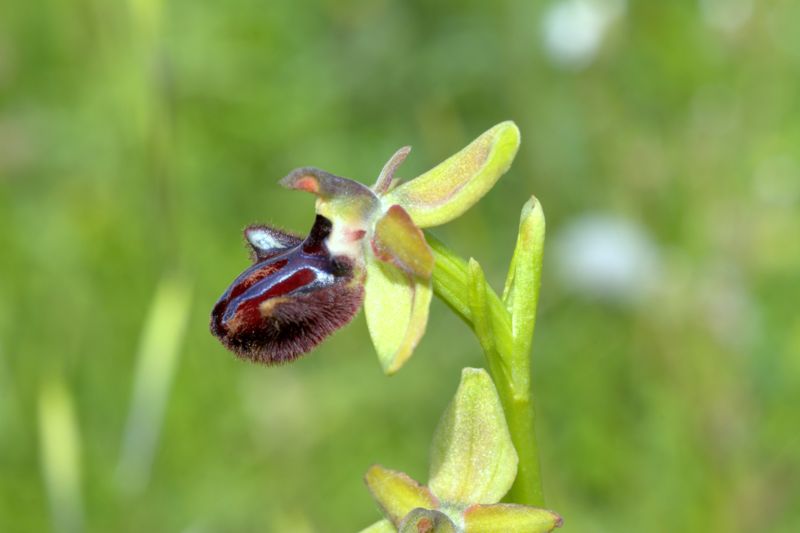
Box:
2;0;799;531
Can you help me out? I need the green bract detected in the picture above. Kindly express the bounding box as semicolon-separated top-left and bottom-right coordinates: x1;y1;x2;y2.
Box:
282;122;520;374
361;368;562;532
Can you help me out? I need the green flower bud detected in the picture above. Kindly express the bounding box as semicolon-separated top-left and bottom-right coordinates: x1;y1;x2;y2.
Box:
428;368;518;505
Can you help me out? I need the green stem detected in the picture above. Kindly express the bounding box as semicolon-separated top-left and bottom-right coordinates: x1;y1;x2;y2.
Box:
504;393;544;506
427;226;545;508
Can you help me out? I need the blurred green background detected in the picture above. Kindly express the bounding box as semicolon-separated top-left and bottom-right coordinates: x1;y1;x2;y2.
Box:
2;0;799;531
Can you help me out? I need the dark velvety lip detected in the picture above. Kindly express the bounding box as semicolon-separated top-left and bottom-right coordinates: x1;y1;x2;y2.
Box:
210;214;364;364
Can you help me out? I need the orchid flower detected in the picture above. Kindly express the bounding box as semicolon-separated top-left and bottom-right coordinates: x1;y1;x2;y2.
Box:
211;121;520;374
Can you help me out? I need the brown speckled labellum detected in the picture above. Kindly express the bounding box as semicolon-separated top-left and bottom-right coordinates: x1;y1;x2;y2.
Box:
210;215;364;364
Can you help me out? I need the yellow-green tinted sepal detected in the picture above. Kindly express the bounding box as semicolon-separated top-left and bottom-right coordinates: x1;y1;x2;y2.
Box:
428;368;518;505
365;465;439;526
364;256;432;375
463;503;563;532
385;121;520;228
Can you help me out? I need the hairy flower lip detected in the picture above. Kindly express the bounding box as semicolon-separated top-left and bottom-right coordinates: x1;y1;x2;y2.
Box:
212;215;335;329
211;255;334;332
210;215;364;364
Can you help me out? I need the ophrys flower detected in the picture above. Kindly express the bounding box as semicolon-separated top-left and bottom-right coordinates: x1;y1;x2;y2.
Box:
211;122;520;373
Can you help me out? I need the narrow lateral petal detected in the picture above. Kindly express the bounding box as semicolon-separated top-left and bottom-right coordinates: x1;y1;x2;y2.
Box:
280;167;375;199
372;205;434;279
280;167;380;232
374;146;412;195
463;503;563;532
428;368;518;505
364;256;432;374
365;465;439;526
385;122;520;228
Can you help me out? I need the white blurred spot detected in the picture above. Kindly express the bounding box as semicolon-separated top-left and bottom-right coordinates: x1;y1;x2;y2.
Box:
700;0;753;32
541;0;626;70
552;214;661;304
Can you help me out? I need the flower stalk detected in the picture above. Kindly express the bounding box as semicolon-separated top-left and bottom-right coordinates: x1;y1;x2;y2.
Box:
426;195;546;507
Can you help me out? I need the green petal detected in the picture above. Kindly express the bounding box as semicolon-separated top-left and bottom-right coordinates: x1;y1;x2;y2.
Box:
365;465;439;526
463;503;563;532
281;167;375;200
374;146;412;195
398;509;457;533
428;368;518;505
359;520;397;533
280;167;380;232
385;121;520;228
372;205;434;279
364;254;432;374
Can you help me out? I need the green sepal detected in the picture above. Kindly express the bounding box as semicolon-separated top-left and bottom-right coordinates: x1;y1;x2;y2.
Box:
386;122;520;228
365;465;439;526
428;368;518;505
463;503;563;532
